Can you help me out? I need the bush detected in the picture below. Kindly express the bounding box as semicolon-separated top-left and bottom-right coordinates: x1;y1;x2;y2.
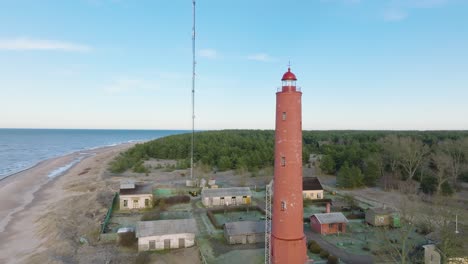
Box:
420;176;437;195
328;255;339;264
141;211;161;221
309;243;321;254
441;181;453;196
135;252;150;264
320;250;330;259
163;195;191;205
118;231;136;247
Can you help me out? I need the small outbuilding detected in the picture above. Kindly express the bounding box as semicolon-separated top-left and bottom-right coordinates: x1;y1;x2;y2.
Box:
224;221;265;245
310;212;348;235
201;187;252;207
302;177;324;200
365;207;400;227
136;219;197;251
119;181;153;210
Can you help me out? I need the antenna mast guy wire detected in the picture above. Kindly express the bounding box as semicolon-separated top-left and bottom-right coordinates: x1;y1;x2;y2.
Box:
190;0;196;179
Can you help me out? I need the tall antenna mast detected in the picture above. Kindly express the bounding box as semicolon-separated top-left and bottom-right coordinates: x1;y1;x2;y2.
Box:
190;0;196;179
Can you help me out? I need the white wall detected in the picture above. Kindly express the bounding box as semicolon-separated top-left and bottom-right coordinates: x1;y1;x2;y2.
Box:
120;194;153;210
138;233;195;251
303;190;323;200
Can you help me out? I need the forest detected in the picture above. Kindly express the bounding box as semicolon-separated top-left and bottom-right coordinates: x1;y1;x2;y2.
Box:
109;130;468;195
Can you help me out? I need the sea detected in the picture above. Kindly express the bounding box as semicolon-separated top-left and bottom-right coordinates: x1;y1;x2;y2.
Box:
0;129;188;180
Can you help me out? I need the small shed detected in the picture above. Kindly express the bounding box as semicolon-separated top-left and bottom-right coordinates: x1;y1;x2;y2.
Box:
224;221;265;245
119;182;153;210
365;207;400;227
310;212;348;235
302;177;324;200
201;187;252;207
136;219;197;251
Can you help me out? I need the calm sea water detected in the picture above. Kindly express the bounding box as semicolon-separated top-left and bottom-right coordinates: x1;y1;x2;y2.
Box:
0;129;188;180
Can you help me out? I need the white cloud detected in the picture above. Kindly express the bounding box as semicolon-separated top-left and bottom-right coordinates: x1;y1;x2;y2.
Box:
199;48;219;59
247;53;275;62
0;38;92;52
383;0;453;21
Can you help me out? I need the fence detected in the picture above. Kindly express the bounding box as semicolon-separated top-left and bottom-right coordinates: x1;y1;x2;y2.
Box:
100;192;118;234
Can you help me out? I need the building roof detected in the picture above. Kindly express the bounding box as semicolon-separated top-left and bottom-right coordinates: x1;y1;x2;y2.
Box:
120;179;135;189
120;184;152;196
282;67;297;81
303;177;323;191
201;187;252;198
136;219;197;238
367;207;396;215
311;213;348;224
224;221;265;236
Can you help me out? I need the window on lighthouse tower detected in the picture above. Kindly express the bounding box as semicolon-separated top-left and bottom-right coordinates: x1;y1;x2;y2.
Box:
282;80;296;87
282;112;286;121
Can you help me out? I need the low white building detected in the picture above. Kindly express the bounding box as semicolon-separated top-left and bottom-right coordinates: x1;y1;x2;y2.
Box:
303;177;324;200
136;219;198;251
119;181;153;210
224;221;265;245
201;187;252;207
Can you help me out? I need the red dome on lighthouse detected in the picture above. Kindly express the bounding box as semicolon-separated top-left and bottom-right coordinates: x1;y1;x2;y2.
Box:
281;67;297;81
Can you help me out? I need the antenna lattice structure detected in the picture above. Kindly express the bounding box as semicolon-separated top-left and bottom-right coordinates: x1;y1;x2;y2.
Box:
190;0;196;179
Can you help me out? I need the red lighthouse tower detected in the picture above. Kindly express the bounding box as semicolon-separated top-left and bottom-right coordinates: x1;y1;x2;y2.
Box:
271;67;307;264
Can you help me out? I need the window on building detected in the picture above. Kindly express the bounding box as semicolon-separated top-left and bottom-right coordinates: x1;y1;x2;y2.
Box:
281;201;286;211
317;193;322;199
282;112;286;121
329;224;333;228
281;156;286;167
123;200;128;207
145;199;150;207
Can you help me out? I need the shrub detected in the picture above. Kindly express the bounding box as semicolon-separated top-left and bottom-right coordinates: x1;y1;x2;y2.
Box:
309;243;321;254
118;231;136;247
320;250;330;259
141;211;161;221
327;255;339;264
135;252;150;264
441;181;453;196
163;195;191;205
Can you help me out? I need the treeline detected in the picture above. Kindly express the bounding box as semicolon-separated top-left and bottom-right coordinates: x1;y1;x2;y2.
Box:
109;130;468;195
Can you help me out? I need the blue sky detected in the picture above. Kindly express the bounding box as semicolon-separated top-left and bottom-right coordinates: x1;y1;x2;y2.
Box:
1;0;467;130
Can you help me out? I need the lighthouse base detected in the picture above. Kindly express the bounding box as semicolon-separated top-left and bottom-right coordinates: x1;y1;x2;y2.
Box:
271;234;308;264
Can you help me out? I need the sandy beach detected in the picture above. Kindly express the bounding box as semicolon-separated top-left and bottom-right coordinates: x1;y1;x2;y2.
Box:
0;143;134;264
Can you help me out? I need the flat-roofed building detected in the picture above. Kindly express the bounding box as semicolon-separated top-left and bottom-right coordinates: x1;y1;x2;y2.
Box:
136;219;197;251
201;187;252;207
224;221;265;245
119;182;153;210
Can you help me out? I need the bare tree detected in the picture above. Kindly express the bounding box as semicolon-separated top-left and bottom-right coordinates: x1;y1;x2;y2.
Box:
397;137;430;181
374;200;419;264
432;151;452;195
438;139;468;187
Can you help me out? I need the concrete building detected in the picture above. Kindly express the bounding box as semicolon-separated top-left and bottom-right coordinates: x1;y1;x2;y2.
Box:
136;219;197;251
302;177;324;200
310;212;348;235
423;244;441;264
201;187;252;207
365;207;400;227
224;221;265;245
119;181;153;210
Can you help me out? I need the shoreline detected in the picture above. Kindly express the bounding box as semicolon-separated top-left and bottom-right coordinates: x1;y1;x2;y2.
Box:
0;142;135;263
0;140;143;182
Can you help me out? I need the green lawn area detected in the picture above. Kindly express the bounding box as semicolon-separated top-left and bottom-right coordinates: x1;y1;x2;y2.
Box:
213;210;265;226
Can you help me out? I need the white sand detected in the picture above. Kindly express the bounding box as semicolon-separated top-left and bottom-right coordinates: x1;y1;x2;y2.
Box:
0;144;133;264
